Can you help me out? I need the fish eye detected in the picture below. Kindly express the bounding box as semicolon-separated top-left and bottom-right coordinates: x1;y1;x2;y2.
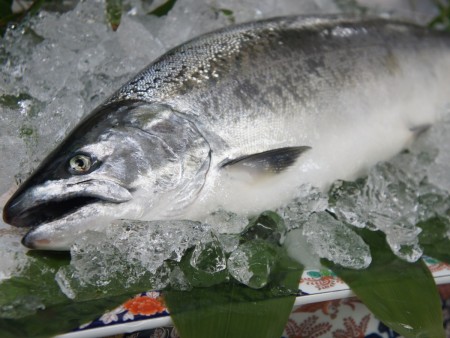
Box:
69;154;92;174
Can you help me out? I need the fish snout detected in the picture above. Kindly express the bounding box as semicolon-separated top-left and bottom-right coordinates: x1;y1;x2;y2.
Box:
3;179;132;229
3;192;39;227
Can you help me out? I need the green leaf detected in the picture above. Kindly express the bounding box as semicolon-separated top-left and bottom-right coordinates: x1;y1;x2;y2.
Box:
105;0;122;31
228;240;278;289
165;255;302;338
179;249;229;288
0;0;45;36
148;0;177;17
219;8;233;16
0;294;132;338
428;2;450;31
418;216;450;263
322;228;444;338
215;8;235;24
0;0;13;18
0;93;33;110
0;251;70;319
0;250;143;337
165;283;297;338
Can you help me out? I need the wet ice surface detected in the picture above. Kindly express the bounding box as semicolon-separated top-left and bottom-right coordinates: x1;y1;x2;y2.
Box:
0;0;448;299
55;220;212;298
328;116;450;262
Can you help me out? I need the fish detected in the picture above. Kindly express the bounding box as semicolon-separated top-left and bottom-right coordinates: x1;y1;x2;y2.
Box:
3;15;450;250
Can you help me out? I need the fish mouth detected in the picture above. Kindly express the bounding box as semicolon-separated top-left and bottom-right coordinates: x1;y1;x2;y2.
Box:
3;178;132;229
5;196;102;228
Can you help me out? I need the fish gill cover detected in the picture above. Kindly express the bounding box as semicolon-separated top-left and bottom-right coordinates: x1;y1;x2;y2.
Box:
0;0;449;338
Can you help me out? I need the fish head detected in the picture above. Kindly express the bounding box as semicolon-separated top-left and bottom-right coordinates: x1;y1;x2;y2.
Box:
2;101;211;250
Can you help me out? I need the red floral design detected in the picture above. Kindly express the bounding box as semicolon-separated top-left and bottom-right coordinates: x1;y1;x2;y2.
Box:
293;297;362;319
285;315;332;338
123;294;166;316
428;262;450;273
332;314;371;338
293;300;339;319
301;276;344;290
339;297;362;311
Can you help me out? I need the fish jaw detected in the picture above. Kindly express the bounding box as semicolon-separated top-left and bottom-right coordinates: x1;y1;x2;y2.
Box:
3;177;132;235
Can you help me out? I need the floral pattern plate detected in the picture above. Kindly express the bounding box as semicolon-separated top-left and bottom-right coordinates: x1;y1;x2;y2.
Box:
57;257;450;338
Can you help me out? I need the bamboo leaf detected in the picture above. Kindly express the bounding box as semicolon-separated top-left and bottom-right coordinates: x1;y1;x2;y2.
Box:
0;251;70;319
0;0;13;18
165;243;303;338
418;216;450;263
0;294;133;338
213;8;235;24
148;0;177;17
165;282;298;338
322;228;444;338
428;1;450;31
0;0;45;35
0;251;136;337
105;0;122;31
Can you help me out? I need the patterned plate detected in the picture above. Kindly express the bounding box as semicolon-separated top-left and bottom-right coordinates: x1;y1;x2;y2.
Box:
57;258;450;338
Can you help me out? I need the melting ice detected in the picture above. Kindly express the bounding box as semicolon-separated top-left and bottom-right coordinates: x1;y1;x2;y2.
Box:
0;0;448;300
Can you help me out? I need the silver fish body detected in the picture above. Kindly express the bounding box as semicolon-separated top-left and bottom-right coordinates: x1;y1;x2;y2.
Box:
3;15;450;250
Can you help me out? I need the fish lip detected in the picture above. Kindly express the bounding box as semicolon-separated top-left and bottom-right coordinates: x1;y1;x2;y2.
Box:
21;232;46;250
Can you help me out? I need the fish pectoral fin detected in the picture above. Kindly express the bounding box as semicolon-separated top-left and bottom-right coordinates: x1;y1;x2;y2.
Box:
220;146;311;180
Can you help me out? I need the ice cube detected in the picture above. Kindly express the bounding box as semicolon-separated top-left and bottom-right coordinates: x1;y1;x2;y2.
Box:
328;179;367;228
217;233;240;253
283;228;321;269
55;220;211;297
169;266;192;291
328;161;427;262
365;163;418;228
241;211;287;244
303;212;372;269
386;236;423;263
277;184;328;230
190;231;227;274
227;240;277;289
203;209;248;234
420;116;450;193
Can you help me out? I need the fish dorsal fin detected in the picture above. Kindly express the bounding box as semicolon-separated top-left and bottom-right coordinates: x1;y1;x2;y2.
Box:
221;146;311;180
